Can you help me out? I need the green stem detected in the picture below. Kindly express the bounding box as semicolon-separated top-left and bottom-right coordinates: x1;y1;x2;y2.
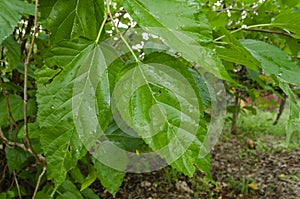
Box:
213;23;272;42
95;14;108;44
105;0;140;63
213;27;243;42
247;23;272;29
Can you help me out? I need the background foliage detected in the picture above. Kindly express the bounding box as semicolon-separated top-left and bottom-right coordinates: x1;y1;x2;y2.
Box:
0;0;299;198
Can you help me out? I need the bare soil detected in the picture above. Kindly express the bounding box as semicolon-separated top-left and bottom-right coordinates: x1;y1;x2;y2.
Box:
93;134;300;199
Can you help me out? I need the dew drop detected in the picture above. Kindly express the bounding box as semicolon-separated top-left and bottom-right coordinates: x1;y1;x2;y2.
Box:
75;149;80;154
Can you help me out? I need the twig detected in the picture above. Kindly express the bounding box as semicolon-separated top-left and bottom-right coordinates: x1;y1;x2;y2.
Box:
213;23;271;42
32;166;47;199
246;28;292;37
273;93;287;125
0;126;29;152
214;23;294;43
13;171;22;199
23;0;39;162
105;0;140;63
214;8;254;13
213;27;244;42
22;1;47;197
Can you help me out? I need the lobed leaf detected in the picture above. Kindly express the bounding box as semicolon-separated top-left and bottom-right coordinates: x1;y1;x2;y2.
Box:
113;53;210;176
37;39;111;188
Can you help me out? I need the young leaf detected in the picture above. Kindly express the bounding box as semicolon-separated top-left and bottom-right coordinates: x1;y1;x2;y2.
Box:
80;163;97;191
80;166;97;191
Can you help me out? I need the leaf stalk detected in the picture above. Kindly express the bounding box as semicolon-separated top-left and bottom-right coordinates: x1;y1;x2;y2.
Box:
95;14;108;44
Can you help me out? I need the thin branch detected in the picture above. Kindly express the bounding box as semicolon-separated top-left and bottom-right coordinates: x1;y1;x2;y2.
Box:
0;126;28;152
213;23;271;42
23;0;39;161
18;2;48;196
273;93;287;125
0;127;47;198
23;1;47;197
105;0;140;63
13;171;22;199
32;166;47;199
214;8;254;13
246;28;292;37
213;27;243;42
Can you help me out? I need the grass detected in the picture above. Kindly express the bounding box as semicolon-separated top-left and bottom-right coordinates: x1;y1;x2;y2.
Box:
236;105;300;146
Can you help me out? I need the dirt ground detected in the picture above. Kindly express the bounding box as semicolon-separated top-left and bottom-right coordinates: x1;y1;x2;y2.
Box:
93;134;300;199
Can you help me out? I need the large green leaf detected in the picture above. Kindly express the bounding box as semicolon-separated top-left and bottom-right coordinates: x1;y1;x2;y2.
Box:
37;39;111;188
271;11;300;39
40;0;104;42
113;53;209;176
120;0;232;81
241;39;300;86
0;0;34;44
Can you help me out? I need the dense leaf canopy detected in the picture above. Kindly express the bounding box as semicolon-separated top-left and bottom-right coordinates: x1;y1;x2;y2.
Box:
0;0;299;197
